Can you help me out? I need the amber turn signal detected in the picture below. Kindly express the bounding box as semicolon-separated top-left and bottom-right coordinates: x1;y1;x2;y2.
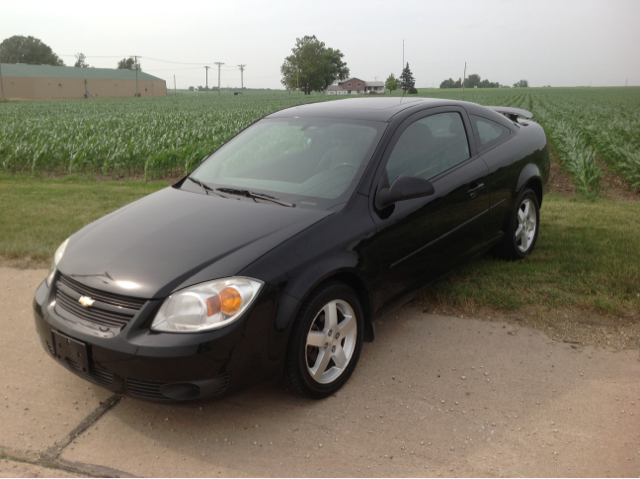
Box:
206;287;242;317
219;287;242;314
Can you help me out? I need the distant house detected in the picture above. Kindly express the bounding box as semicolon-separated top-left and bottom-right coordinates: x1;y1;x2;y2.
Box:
0;63;167;100
324;77;385;95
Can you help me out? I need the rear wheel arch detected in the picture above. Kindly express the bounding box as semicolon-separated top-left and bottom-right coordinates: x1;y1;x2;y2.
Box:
523;177;543;208
515;161;543;208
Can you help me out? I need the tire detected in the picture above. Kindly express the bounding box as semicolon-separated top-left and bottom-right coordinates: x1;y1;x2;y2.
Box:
494;188;540;260
283;282;364;399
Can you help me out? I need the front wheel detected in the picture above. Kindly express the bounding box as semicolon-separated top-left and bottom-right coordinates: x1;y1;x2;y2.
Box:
283;282;364;399
494;188;540;260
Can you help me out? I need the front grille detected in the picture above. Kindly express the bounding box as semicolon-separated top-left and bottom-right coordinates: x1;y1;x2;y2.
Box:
55;274;146;330
61;358;114;387
58;274;146;310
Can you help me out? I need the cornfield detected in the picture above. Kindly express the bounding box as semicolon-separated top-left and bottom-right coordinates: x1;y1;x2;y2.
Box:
1;88;639;193
0;92;338;179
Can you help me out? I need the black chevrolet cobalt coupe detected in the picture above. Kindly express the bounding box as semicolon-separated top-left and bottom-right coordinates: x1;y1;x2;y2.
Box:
34;98;549;401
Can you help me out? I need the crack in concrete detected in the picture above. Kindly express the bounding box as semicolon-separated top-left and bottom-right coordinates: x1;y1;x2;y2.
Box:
0;393;140;477
1;450;137;478
42;394;123;462
56;458;138;478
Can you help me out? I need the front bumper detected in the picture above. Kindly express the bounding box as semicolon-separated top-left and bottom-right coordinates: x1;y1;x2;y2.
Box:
33;275;281;401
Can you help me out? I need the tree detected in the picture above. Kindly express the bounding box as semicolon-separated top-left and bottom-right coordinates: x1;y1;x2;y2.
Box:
322;47;349;90
188;86;194;91
280;35;349;94
385;73;398;94
464;73;481;88
441;74;502;88
0;35;64;65
439;78;457;88
117;57;138;70
74;53;89;68
398;63;415;94
513;79;529;88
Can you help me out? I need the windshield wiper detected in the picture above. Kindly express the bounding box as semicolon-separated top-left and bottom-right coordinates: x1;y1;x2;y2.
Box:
187;177;226;198
215;188;295;207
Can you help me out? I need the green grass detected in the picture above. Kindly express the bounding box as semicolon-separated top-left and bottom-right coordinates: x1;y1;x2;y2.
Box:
0;174;167;263
423;194;640;318
1;175;639;318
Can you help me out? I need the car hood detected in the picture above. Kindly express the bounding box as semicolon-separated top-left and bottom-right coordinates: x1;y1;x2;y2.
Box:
58;187;330;299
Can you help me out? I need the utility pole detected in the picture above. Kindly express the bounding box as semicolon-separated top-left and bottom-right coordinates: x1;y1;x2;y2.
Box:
174;75;177;96
204;66;210;92
0;61;4;101
462;61;467;95
214;62;224;94
402;39;405;96
133;55;140;96
238;64;246;93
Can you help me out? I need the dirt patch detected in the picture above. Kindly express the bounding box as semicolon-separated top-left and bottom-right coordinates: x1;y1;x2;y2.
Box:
0;256;49;270
416;297;640;352
547;144;640;201
546;144;576;198
598;159;640;202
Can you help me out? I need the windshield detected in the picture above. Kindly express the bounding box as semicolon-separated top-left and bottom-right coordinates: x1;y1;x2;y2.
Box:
190;118;385;209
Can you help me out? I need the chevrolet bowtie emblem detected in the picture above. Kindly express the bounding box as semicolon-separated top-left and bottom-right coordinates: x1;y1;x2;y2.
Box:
78;296;95;307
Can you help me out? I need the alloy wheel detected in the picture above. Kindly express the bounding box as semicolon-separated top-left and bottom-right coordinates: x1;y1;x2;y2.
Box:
305;299;357;384
515;198;537;253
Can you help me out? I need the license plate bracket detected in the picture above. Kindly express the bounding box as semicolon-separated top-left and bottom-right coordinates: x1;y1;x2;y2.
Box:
52;331;90;373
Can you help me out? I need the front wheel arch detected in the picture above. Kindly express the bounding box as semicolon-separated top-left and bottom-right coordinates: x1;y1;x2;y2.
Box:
283;281;365;399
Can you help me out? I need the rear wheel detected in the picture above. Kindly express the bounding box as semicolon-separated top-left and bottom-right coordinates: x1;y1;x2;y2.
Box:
494;188;540;260
284;282;364;399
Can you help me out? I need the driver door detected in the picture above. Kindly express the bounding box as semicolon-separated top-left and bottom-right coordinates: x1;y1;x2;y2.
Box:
370;107;491;309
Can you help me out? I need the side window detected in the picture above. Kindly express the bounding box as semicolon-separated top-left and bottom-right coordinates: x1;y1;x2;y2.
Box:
470;115;511;152
385;112;470;184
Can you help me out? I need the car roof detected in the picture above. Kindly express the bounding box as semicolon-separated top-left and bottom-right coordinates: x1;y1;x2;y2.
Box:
266;97;468;122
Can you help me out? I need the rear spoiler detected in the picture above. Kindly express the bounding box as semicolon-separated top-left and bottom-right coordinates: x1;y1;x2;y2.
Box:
486;106;533;122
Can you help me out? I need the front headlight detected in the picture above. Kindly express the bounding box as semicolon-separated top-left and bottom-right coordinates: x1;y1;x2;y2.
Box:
46;238;70;287
151;277;263;333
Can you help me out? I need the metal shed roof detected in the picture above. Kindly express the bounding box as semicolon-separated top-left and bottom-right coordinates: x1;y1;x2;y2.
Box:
0;63;164;82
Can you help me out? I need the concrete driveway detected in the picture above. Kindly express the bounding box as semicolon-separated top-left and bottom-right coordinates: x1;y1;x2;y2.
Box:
1;267;638;477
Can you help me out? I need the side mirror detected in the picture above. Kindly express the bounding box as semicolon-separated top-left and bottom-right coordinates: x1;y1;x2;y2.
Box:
375;175;435;210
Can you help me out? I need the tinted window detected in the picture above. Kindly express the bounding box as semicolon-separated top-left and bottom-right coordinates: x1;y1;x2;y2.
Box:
192;119;384;208
385;112;470;184
471;115;511;152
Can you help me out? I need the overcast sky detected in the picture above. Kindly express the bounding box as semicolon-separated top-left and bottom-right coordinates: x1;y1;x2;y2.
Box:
2;0;639;89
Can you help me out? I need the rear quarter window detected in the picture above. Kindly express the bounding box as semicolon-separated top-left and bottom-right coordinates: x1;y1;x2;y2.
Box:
471;115;511;153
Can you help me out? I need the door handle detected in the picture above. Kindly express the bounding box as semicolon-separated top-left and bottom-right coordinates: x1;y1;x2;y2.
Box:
468;183;484;198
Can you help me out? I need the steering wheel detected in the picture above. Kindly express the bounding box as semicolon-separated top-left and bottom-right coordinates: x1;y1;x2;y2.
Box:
332;163;358;172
